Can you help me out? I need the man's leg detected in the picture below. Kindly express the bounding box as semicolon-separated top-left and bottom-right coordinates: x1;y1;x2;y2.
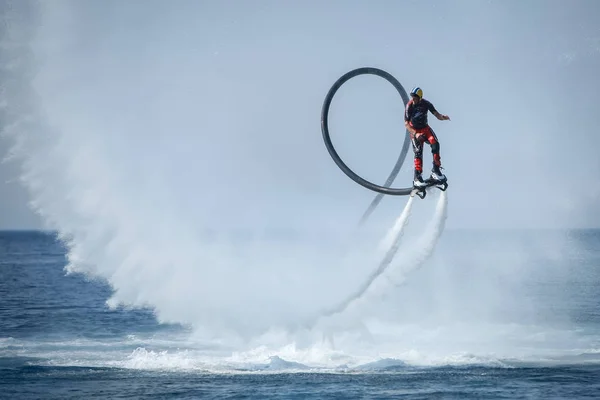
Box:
424;127;445;181
411;132;426;187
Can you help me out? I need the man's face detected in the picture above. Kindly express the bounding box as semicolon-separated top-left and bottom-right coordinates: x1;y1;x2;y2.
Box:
411;94;421;103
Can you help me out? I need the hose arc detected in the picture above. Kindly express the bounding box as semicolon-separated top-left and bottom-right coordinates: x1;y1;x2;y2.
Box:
321;67;413;197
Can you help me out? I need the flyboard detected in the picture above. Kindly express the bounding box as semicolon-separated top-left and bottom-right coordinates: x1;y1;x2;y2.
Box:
320;67;448;200
410;177;448;199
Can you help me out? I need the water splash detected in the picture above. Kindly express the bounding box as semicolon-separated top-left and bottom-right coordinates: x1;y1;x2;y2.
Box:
2;2;436;342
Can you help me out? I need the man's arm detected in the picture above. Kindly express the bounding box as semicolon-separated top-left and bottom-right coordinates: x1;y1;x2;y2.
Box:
404;101;417;134
428;101;450;120
433;110;450;121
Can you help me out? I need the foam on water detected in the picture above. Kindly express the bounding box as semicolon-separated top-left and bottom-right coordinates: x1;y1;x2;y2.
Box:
2;324;600;374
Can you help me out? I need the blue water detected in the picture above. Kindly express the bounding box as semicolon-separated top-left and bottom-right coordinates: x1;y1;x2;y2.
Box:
1;229;600;399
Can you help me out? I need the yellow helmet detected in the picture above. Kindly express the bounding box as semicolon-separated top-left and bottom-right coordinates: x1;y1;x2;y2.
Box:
410;87;423;99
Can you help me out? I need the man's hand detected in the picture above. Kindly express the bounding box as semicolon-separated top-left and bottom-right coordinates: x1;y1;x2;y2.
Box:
405;121;417;135
434;111;450;121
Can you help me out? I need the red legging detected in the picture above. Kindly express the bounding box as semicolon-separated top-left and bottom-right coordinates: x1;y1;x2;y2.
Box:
410;125;441;173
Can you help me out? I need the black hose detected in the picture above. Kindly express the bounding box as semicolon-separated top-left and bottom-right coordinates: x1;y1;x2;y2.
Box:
320;67;414;212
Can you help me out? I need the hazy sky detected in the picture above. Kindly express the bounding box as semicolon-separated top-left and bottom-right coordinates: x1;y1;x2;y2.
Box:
1;0;600;230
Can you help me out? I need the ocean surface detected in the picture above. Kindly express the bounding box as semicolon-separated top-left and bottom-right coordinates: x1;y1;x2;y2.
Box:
1;229;600;399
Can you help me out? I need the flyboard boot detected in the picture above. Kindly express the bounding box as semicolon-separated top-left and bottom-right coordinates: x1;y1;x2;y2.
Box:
413;170;427;188
430;164;447;183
